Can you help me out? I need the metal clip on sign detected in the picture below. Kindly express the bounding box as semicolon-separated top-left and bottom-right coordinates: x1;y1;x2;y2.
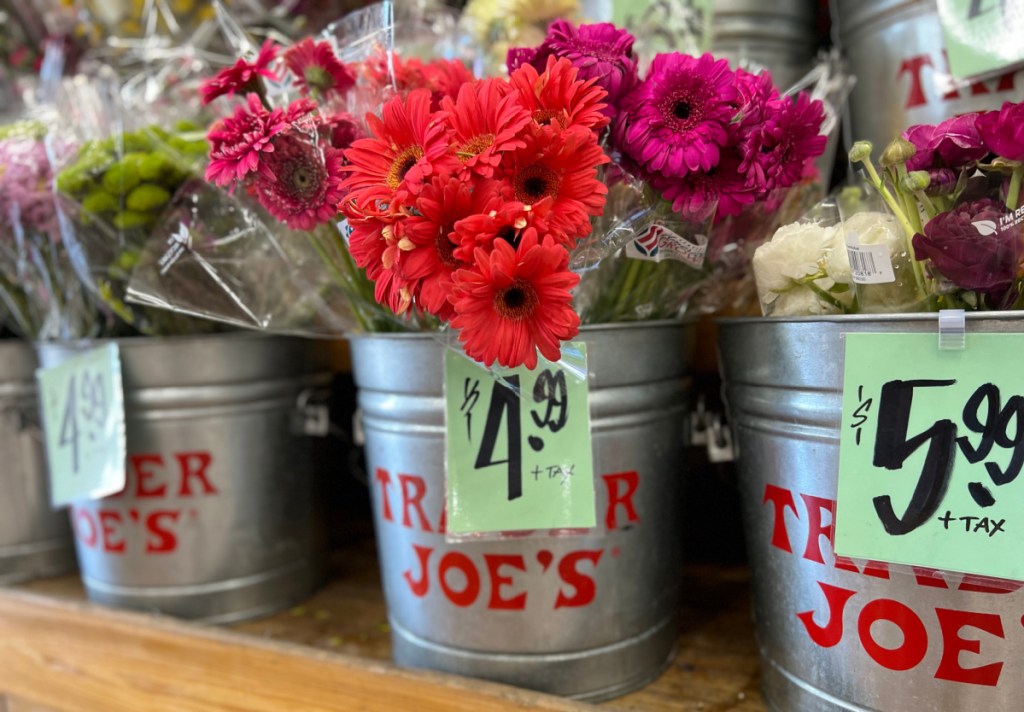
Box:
688;395;735;463
293;387;332;437
938;309;966;351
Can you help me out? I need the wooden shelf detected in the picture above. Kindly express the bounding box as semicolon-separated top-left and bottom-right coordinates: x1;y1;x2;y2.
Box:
1;536;765;712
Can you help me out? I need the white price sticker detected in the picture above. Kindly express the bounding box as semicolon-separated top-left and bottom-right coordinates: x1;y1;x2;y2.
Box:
847;243;896;285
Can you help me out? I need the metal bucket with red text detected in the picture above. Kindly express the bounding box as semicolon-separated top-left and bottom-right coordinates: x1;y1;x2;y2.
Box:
37;334;331;623
0;340;76;584
350;321;693;701
835;0;1024;150
719;313;1024;711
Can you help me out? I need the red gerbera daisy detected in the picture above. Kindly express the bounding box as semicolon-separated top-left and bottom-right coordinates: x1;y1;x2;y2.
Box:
502;124;609;245
451;183;545;261
343;89;457;203
451;229;581;369
200;40;279;105
206;93;304;186
442;78;531;178
284;38;356;100
248;131;346;230
509;56;609;133
393;174;482;320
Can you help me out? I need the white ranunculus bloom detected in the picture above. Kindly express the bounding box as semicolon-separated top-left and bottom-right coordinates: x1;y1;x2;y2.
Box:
753;221;853;316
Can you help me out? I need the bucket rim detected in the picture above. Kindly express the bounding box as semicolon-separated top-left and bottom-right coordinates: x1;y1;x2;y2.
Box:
717;310;1024;327
32;330;316;351
348;318;694;343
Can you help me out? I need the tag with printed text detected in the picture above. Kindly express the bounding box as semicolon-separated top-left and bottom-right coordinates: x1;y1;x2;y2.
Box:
626;224;708;268
836;332;1024;581
444;344;595;535
38;344;126;507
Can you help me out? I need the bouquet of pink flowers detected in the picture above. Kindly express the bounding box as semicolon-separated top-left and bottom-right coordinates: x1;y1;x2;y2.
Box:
753;101;1024;316
507;20;832;322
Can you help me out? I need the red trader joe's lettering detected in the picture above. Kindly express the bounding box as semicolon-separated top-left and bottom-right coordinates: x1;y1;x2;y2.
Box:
898;51;1017;109
71;451;216;556
765;483;1017;688
378;468;640;611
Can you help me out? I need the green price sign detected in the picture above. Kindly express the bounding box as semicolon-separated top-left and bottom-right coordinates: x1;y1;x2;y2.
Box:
836;333;1024;581
37;344;126;507
938;0;1024;79
444;343;596;535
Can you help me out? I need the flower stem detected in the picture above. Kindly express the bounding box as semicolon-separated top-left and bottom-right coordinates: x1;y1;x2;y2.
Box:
1007;165;1024;211
913;190;939;220
806;281;847;312
859;157;917;239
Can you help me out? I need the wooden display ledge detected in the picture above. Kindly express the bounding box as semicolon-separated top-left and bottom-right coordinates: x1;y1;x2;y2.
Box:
0;539;765;712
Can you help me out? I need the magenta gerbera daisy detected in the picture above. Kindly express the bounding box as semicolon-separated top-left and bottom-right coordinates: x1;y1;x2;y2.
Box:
200;40;279;105
614;52;738;178
248;131;346;230
650;144;754;219
206;93;300;186
284;38;356;100
741;92;827;193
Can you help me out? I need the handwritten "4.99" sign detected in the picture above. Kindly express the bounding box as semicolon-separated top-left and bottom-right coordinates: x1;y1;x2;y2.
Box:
38;344;126;507
445;344;595;535
836;333;1024;581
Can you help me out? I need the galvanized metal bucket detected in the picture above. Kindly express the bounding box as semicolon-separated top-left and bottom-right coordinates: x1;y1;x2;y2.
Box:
711;0;818;93
719;313;1024;712
350;322;693;701
0;340;76;584
836;0;1024;150
37;334;332;623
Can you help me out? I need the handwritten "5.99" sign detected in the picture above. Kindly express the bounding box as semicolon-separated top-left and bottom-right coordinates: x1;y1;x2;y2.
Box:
836;333;1024;582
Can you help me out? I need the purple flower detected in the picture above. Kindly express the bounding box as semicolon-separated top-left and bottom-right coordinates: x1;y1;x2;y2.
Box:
613;52;737;179
740;92;827;195
507;21;639;118
928;168;957;195
976;101;1024;161
903;114;988;170
0;135;61;235
913;198;1019;294
731;68;778;132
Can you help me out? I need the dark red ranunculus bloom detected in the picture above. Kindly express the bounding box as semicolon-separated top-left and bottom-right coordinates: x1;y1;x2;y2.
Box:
913;198;1020;294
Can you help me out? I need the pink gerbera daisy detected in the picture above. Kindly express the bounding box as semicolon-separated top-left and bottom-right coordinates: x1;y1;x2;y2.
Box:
509;21;639;118
247;132;346;230
343;89;457;203
614;52;738;178
742;92;827;193
206;94;307;186
650;144;753;219
509;57;610;133
284;38;356;100
442;78;530;178
200;40;279;105
451;229;580;369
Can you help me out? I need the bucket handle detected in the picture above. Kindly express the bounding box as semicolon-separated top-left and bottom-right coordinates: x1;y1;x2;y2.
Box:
689;394;734;463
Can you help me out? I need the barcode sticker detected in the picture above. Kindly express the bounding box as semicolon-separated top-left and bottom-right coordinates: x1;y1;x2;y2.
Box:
846;243;896;285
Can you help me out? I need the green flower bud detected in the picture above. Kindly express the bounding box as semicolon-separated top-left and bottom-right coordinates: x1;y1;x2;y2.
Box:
116;249;140;272
56;168;90;196
102;159;142;195
126;184;171;212
123;131;154;153
849;141;873;164
880;137;916;168
901;171;931;192
112;211;152;230
81;190;119;214
139;153;170;181
175;119;200;133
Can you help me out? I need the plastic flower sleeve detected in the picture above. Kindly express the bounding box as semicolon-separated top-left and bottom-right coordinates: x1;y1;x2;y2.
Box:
0;115;99;339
